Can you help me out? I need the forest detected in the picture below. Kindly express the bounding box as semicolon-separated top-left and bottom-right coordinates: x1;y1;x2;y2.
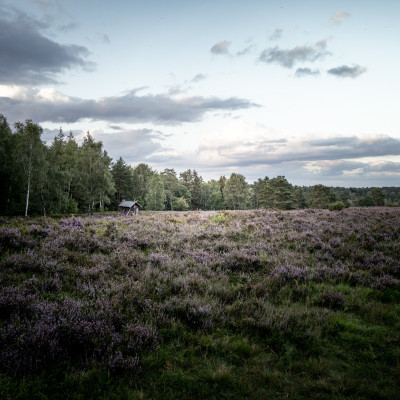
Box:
1;114;399;217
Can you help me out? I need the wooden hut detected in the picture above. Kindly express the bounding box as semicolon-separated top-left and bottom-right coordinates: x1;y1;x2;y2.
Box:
118;200;141;215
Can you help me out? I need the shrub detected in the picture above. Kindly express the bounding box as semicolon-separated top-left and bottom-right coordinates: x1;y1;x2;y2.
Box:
313;288;346;310
328;201;345;211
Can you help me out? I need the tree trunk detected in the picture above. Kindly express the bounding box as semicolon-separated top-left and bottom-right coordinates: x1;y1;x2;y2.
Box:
25;170;31;217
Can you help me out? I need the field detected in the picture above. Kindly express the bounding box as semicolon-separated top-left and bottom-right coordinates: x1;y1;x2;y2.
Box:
0;208;399;399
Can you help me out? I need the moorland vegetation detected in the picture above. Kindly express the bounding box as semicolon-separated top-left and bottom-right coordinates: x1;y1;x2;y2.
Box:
0;208;399;399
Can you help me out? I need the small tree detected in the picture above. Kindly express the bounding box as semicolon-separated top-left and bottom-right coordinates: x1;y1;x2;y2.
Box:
306;184;336;209
223;173;250;210
174;197;190;211
14;120;46;216
370;188;385;206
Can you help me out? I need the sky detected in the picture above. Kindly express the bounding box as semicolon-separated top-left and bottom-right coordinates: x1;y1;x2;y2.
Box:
1;0;400;187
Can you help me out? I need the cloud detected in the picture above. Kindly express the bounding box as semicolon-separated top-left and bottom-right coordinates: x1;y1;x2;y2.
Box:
57;22;79;33
259;40;329;68
269;28;283;41
305;159;400;178
236;45;253;57
327;65;367;78
295;67;320;77
0;88;259;125
0;7;94;85
191;74;207;82
198;135;400;167
95;129;165;163
210;40;231;55
330;11;351;26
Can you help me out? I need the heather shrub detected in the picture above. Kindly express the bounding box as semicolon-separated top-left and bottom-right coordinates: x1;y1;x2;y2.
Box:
163;296;217;329
0;227;33;251
59;217;85;231
313;288;347;310
0;287;37;320
269;264;313;287
0;293;160;374
1;209;399;398
1;250;48;273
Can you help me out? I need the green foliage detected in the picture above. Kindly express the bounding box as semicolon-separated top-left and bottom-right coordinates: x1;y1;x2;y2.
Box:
223;173;250;210
111;157;133;205
257;176;297;210
328;201;346;211
174;197;190;211
131;163;154;209
306;184;336;209
76;132;115;214
146;174;166;210
209;212;230;225
179;169;203;210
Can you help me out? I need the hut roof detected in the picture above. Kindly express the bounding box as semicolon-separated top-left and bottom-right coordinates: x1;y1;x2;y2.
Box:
119;200;141;208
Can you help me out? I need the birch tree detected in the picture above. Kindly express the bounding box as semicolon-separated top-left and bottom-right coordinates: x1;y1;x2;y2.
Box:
14;120;46;216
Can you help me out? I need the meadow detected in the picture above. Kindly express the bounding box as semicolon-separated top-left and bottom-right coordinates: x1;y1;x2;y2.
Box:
0;208;399;399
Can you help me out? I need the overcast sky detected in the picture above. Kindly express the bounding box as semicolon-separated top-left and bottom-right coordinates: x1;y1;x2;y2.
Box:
1;0;400;186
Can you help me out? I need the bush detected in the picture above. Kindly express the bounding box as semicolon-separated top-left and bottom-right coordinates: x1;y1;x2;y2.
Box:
328;201;345;211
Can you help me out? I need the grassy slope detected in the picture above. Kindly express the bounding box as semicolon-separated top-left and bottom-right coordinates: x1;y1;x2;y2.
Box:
0;208;399;399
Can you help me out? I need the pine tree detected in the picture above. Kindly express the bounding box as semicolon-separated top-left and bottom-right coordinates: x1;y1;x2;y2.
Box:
76;132;115;214
112;157;133;205
306;185;336;209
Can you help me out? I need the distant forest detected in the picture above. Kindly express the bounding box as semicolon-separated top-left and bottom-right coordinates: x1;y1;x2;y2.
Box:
1;115;399;216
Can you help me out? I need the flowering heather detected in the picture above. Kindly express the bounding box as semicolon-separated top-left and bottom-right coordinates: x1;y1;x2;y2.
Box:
0;208;399;399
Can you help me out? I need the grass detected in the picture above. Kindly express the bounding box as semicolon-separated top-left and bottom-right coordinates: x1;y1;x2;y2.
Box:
0;208;399;399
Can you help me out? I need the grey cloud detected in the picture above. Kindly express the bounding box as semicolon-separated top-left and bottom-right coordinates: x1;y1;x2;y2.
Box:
259;40;329;68
306;136;358;147
236;44;254;56
192;74;207;82
269;28;283;41
330;11;351;26
0;89;259;125
305;159;400;177
57;22;79;33
0;7;94;85
199;135;400;168
295;67;320;77
327;65;366;78
210;40;231;55
95;129;164;163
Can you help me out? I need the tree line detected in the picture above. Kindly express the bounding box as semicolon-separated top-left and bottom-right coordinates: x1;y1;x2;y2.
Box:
0;115;398;216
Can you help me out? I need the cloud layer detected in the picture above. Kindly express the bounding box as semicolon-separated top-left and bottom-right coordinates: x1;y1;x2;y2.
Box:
198;135;400;167
0;88;259;125
0;8;94;85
